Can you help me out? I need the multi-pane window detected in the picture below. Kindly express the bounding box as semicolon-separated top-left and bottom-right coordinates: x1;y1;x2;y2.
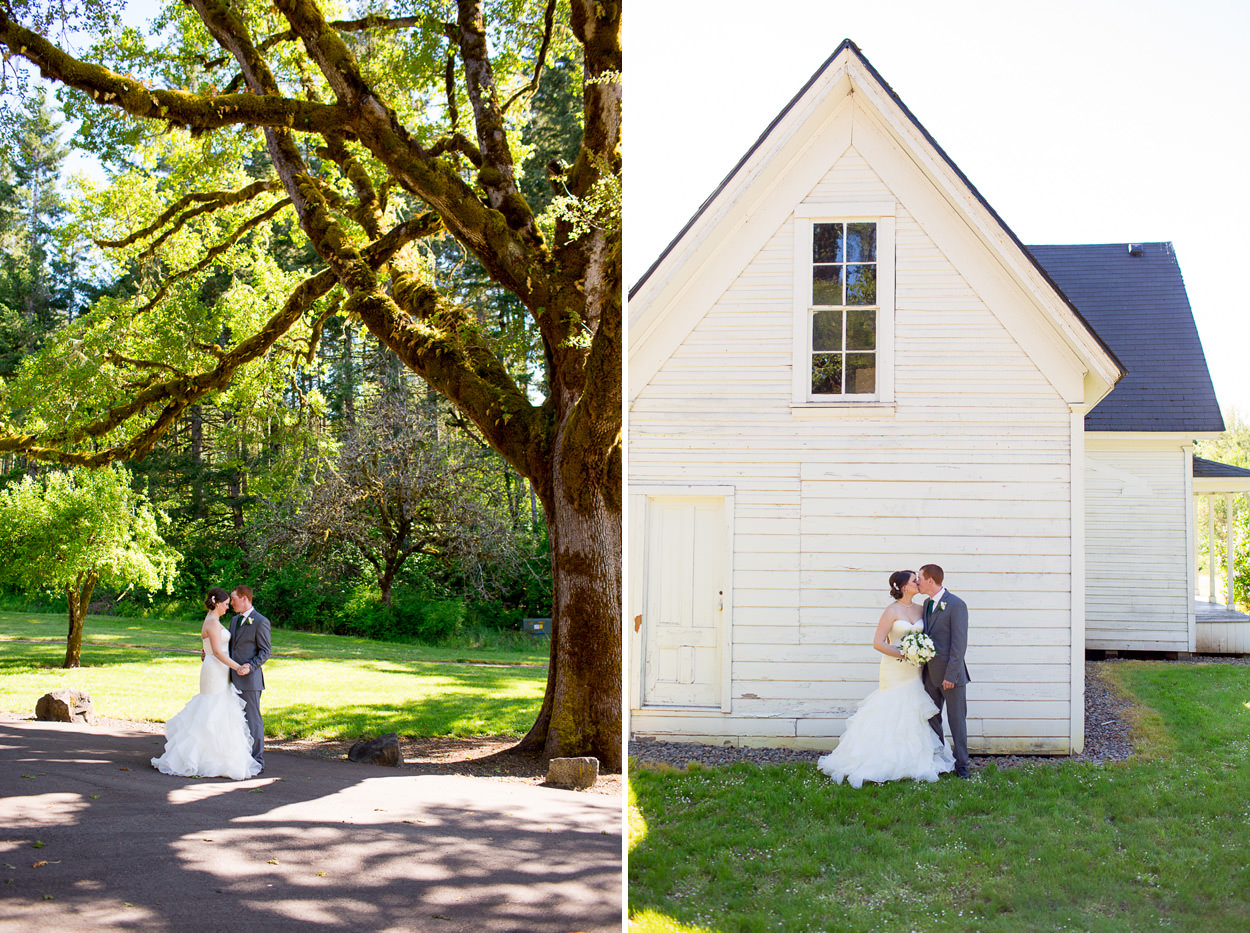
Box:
810;222;877;395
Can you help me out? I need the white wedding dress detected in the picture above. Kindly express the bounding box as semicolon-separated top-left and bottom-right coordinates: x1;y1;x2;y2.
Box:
151;626;261;780
817;618;955;788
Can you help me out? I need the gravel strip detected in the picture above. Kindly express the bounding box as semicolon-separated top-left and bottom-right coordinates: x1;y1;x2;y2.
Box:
628;657;1244;773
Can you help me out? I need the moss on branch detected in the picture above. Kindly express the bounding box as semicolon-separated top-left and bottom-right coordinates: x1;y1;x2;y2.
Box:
0;14;347;134
96;181;283;251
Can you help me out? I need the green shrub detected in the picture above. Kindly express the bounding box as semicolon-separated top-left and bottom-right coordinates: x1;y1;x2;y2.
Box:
169;543;245;604
410;597;465;643
336;584;391;639
253;557;348;632
466;599;521;631
108;592;198;619
331;586;468;645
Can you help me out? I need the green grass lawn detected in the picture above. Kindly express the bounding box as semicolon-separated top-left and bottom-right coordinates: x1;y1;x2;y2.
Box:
0;611;549;739
629;662;1250;933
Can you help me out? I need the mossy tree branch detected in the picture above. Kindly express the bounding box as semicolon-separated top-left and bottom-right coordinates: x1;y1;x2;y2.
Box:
0;212;440;466
131;198;292;315
0;13;350;134
95;180;284;251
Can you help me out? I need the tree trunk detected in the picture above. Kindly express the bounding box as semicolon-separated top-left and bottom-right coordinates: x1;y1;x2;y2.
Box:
378;563;395;606
516;471;621;771
342;323;356;429
63;569;98;669
227;448;245;546
189;404;205;520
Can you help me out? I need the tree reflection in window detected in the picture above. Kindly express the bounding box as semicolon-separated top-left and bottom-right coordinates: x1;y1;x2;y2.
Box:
811;222;877;395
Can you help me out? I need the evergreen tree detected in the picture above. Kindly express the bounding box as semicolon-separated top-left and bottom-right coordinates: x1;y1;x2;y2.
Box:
12;90;68;333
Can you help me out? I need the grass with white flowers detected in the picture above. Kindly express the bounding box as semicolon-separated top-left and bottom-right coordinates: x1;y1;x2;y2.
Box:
628;662;1250;932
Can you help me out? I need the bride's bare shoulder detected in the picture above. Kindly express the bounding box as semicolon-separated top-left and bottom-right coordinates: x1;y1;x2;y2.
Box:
878;601;907;623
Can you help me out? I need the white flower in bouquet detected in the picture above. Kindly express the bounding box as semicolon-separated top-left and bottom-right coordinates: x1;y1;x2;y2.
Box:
897;631;936;666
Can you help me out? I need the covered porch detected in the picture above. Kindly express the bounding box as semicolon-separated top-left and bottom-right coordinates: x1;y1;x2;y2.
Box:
1193;456;1250;654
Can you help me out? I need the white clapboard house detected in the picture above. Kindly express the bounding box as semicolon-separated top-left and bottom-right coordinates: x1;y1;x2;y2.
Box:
627;40;1244;755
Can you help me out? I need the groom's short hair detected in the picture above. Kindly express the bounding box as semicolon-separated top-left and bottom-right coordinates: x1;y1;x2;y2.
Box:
919;564;944;586
233;585;254;601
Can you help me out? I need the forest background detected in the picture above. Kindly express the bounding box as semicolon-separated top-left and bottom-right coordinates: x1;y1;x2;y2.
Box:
0;12;583;650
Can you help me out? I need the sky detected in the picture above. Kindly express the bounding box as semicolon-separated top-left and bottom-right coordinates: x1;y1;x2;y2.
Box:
625;0;1250;418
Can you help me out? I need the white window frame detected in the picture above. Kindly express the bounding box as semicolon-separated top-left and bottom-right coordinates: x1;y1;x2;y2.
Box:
791;205;896;411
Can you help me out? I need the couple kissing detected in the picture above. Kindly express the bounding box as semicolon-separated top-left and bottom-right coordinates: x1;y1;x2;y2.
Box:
818;564;971;787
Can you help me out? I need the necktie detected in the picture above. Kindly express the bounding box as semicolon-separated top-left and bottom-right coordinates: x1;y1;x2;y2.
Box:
924;598;933;619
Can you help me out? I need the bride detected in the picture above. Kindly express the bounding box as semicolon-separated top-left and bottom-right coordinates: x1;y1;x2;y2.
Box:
818;570;954;787
151;587;262;780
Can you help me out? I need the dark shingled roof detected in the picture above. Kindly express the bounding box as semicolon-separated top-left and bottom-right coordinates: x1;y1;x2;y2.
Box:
1193;457;1250;479
1028;242;1224;433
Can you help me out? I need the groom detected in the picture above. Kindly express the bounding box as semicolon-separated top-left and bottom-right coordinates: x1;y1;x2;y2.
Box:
918;564;971;779
228;585;271;772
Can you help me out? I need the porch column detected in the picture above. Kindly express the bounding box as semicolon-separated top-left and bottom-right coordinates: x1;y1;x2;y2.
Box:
1209;493;1217;604
1227;493;1236;609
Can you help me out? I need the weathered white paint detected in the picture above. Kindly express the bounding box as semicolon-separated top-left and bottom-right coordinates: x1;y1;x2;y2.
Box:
628;487;736;714
628;50;1121;408
1069;407;1086;753
1084;437;1196;652
630;138;1091;754
1192;469;1250;628
1209;492;1217;602
1196;620;1250;653
640;494;728;709
626;44;1135;756
789;212;897;405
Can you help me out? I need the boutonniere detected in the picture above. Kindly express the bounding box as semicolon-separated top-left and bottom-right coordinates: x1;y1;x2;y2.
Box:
242;617;253;626
939;601;947;611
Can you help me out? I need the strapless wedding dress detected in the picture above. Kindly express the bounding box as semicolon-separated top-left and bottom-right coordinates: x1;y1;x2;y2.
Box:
817;618;954;788
151;627;261;780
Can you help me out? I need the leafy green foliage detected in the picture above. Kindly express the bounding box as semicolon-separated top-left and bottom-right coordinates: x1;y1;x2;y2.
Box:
0;464;177;596
336;585;466;643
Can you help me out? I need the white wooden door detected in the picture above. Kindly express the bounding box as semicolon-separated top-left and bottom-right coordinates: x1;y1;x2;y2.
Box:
642;495;726;707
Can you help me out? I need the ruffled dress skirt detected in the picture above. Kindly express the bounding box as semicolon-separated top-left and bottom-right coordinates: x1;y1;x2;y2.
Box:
817;662;955;788
152;673;261;781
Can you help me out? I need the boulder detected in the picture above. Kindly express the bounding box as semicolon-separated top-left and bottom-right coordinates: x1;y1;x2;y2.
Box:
348;733;403;767
35;689;96;725
546;756;599;789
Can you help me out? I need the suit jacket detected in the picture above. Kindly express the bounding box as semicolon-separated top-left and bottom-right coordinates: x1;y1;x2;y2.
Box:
229;608;271;692
923;590;971;687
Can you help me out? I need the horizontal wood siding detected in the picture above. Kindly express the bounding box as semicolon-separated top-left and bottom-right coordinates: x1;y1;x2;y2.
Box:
1085;446;1192;651
1196;621;1250;653
630;146;1077;754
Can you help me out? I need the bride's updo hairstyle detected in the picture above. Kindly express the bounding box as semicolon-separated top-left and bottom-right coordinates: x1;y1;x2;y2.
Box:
888;571;915;600
205;587;230;611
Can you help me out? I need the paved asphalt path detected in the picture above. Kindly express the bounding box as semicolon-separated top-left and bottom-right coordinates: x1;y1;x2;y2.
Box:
0;719;622;932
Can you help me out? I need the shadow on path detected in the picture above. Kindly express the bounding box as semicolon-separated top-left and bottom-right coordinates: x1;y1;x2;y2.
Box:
0;720;621;932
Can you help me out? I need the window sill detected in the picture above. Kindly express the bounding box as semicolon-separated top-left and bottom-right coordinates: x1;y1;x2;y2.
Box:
789;402;897;419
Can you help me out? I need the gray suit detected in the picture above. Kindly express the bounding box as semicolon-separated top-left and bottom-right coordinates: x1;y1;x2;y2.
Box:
229;608;271;768
922;590;971;774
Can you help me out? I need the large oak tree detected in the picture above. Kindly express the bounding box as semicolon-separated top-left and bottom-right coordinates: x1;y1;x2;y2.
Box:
0;0;621;768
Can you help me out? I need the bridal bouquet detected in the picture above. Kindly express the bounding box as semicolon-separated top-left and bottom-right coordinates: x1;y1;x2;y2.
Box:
897;631;936;666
